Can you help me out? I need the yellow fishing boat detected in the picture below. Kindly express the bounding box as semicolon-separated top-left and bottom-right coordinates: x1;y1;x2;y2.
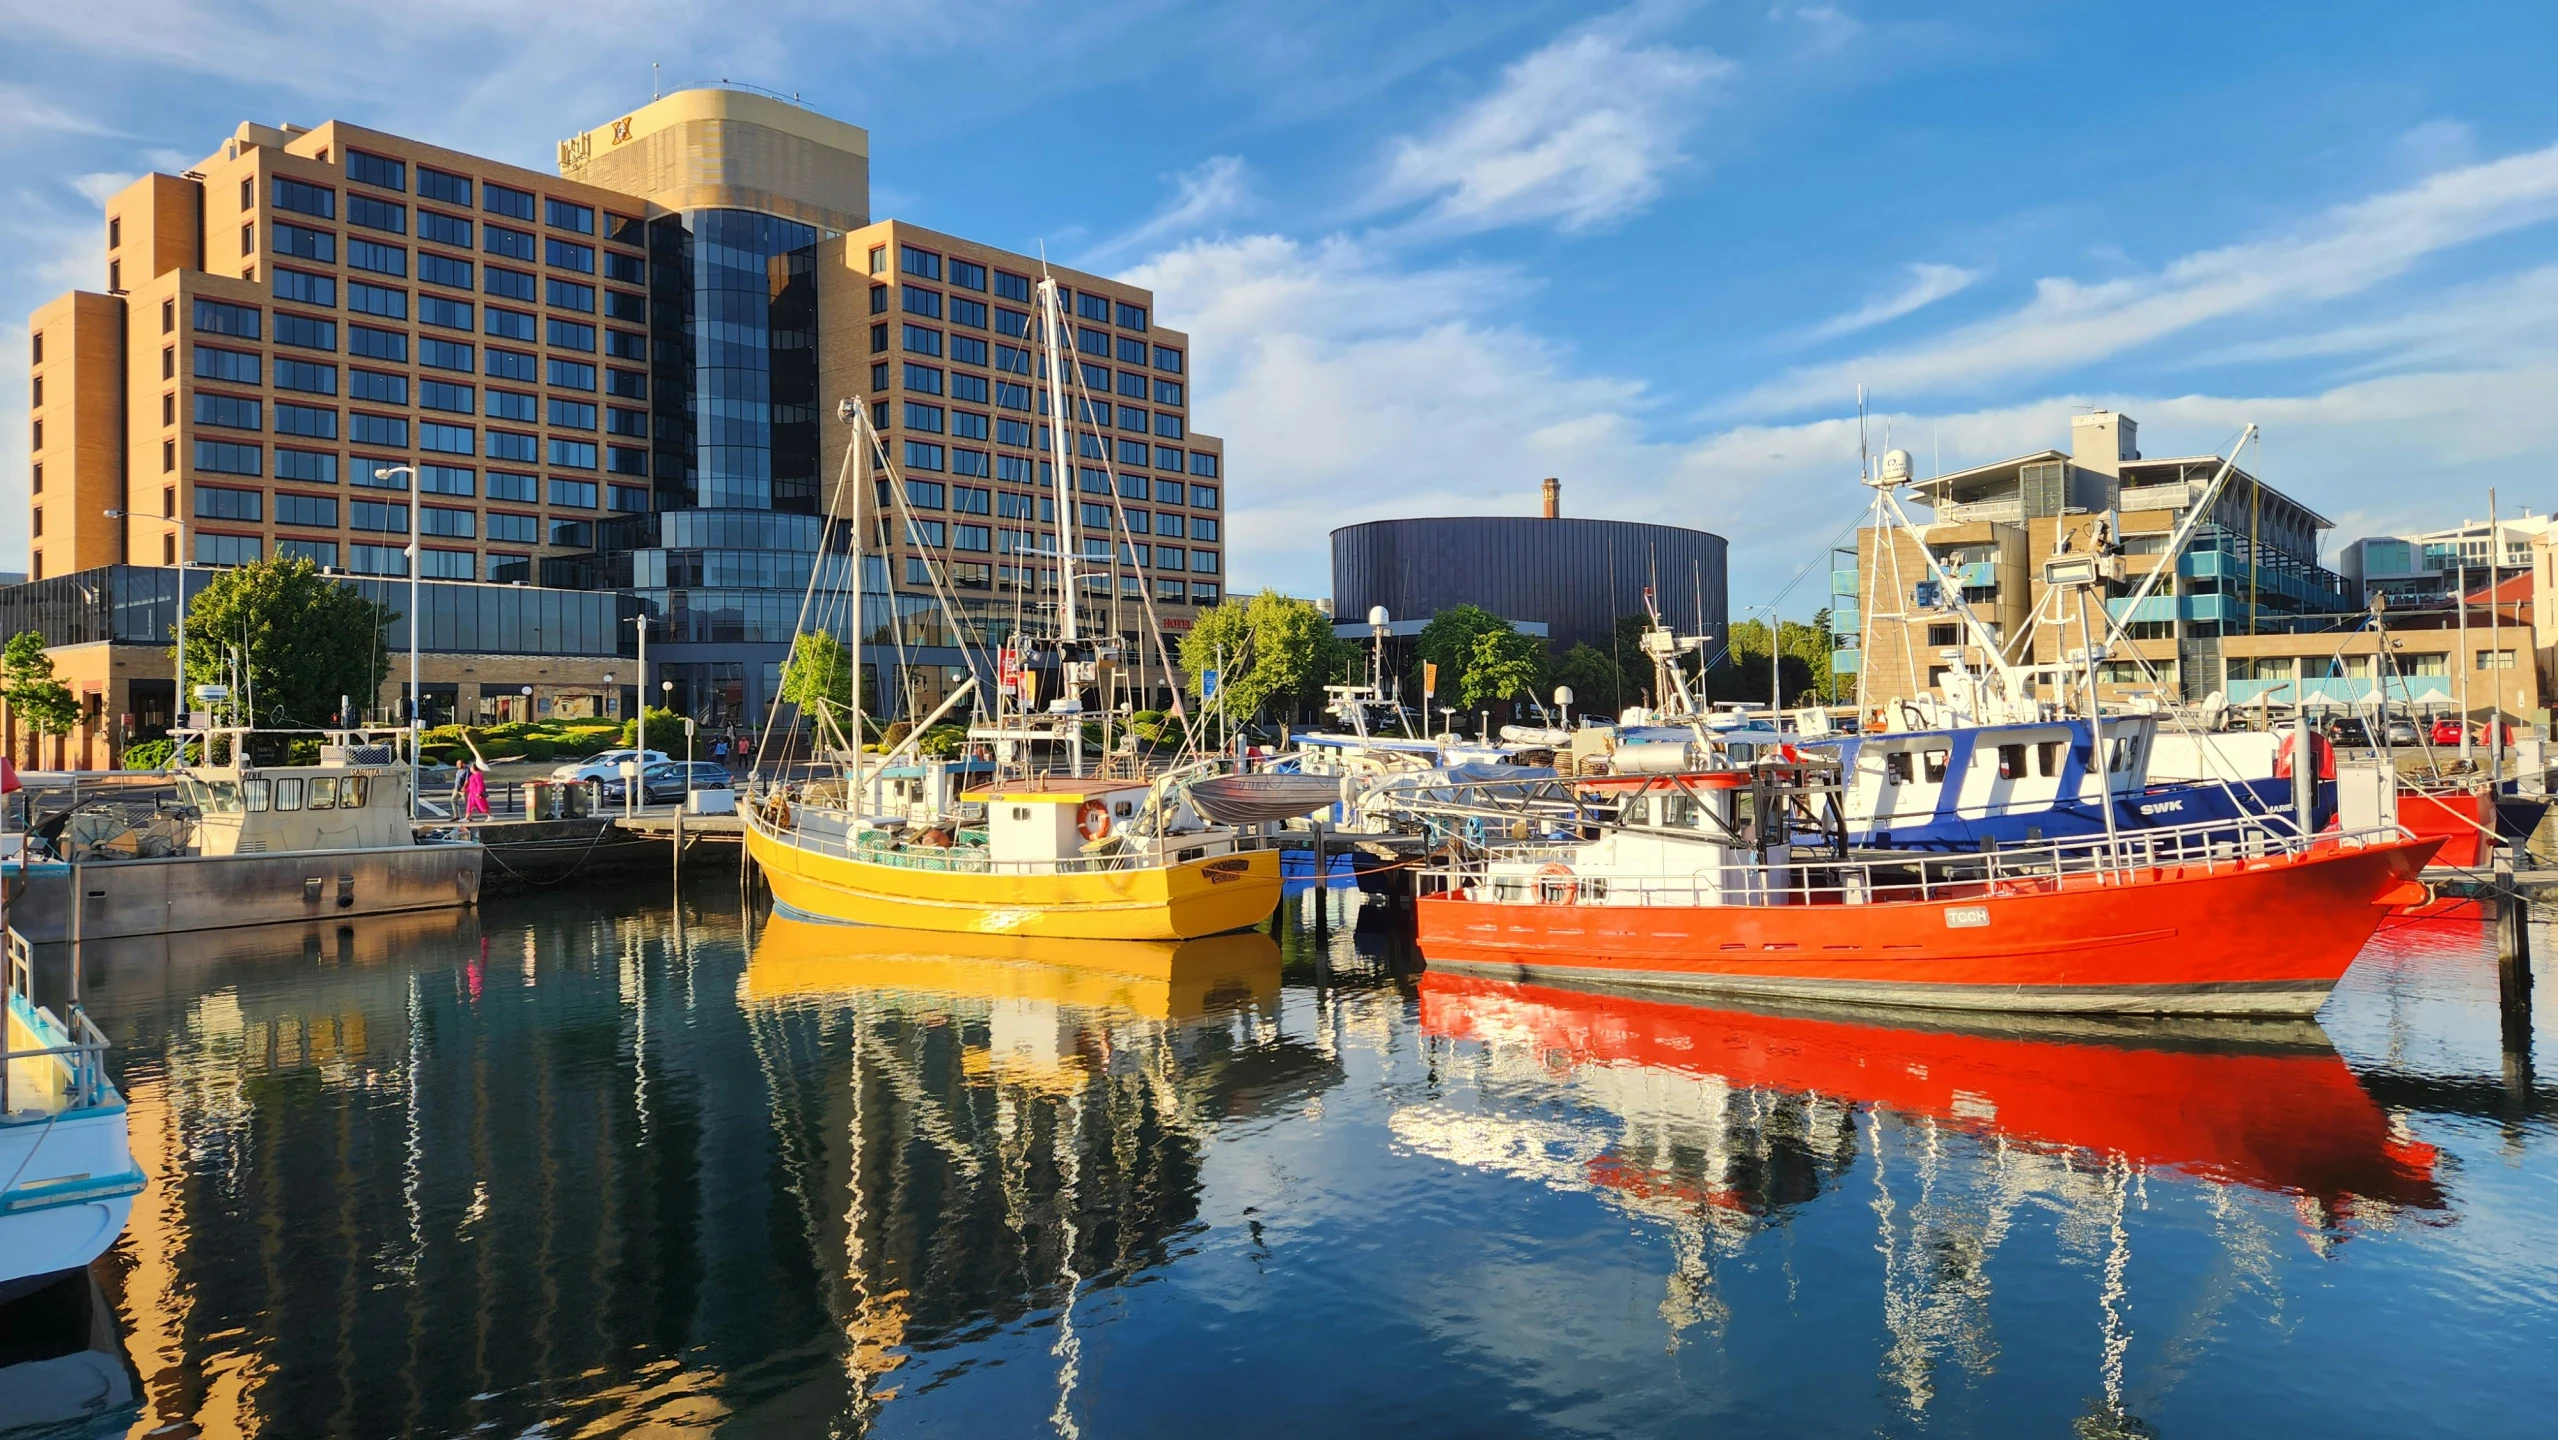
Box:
745;770;1283;940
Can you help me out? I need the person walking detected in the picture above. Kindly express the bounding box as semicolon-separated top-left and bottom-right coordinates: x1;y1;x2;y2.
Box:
462;761;491;822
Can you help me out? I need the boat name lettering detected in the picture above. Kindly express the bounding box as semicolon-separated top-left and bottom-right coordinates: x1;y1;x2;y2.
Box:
1944;905;1990;929
1202;857;1251;884
2139;798;2186;815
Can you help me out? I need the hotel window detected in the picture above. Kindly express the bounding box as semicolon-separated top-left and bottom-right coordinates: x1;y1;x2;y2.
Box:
2480;649;2518;670
950;373;989;404
420;296;472;331
902;287;942;319
609;483;648;511
275;493;338;528
954;524;991;552
544;198;595;234
419;253;473;290
486;307;536;341
904;442;944;473
995;345;1032;376
950;335;988;367
1155;379;1183;407
274;222;335;262
1117;438;1149;467
194;345;261;384
162;346;174;379
1156;513;1185;538
1191;518;1218;542
605;329;645;360
346;150;406;192
546;318;596;351
904;401;944;433
484;223;537;260
606;406;647;437
545;240;596;275
994;307;1031;338
346;280;406;320
549;478;598;508
1079;364;1110;391
278;539;338;567
352;461;407;490
1157;545;1185;571
606;367;646;399
349;542;407;575
1188;485;1217;508
899;245;941;280
902;324;942;357
548;439;598;471
350;369;408;404
1153;478;1184;505
418;166;471;206
421;338;474;372
548;358;597;391
350;500;408;533
274;269;336;307
1189;453;1219;478
483;182;536;221
603;290;644;323
1154;345;1183;373
1113;371;1144;399
273;177;336;220
348;238;406;276
418;210;472;250
420;380;473;413
420;548;476;579
602;251;645;284
420;505;474;538
951;449;990;478
419;463;473;496
487;470;537;502
993;270;1031;302
548;398;597;429
274;402;337;440
487;349;537;383
1190;550;1219;574
349;413;408;448
951;410;990;441
1154;413;1184;440
487;511;539;543
347;194;406;235
1117;336;1147;364
194;393;262;431
1190;582;1219;604
1154;447;1184;472
995;382;1032;412
346;324;404;361
1077;326;1109;357
196;533;264;566
867;245;887;276
276;449;336;484
951;296;988;329
904;364;943;396
1076;292;1110;322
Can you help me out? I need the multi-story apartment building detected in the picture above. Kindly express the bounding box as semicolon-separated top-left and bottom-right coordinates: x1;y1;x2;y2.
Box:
1836;411;2363;707
17;87;1226;751
2338;515;2551;606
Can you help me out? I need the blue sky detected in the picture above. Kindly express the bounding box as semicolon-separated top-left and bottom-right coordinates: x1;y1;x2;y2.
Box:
7;0;2558;609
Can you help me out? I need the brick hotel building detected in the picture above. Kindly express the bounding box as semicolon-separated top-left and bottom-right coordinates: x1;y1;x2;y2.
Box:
14;88;1224;763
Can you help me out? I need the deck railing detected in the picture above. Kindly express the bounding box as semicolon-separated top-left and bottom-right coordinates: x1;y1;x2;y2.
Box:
2;928;115;1115
1420;818;2407;909
743;798;1277;876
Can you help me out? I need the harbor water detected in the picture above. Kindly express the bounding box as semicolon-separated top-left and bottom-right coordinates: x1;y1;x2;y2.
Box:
7;878;2554;1437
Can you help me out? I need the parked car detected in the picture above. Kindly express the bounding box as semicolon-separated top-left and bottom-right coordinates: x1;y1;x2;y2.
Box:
2323;718;2374;748
2431;717;2467;746
2384;719;2422;747
551;748;669;785
641;761;733;804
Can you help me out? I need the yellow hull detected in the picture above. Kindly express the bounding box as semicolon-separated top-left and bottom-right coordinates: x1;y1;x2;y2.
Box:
744;822;1283;941
744;915;1283;1021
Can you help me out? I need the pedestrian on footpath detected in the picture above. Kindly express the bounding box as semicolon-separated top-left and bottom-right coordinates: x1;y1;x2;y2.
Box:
462;761;491;821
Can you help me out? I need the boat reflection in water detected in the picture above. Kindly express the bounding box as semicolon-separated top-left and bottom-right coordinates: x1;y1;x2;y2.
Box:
1406;972;2446;1428
740;916;1325;1429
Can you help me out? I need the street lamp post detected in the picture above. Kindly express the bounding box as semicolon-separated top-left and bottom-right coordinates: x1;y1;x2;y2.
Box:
104;508;189;742
373;466;424;817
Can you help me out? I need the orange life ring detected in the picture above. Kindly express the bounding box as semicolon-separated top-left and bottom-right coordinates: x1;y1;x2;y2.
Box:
2274;729;2335;781
1534;861;1578;905
1076;799;1112;842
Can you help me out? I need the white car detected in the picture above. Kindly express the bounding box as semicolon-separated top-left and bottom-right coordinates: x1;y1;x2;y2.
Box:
551;748;671;784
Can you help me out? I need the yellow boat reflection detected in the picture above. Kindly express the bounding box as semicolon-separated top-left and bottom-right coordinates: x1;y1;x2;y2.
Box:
744;912;1283;1024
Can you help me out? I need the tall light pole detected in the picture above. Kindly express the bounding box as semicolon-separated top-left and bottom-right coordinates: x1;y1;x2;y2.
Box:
104;507;189;741
373;465;423;816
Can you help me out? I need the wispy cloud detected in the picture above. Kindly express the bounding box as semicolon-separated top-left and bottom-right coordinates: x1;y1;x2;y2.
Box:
1369;19;1728;236
1083;155;1252;265
0;82;129;140
1801;262;1980;343
1730;141;2558;416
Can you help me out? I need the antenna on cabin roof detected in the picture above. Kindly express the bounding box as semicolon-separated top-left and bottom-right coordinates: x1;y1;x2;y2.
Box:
653;62;661;99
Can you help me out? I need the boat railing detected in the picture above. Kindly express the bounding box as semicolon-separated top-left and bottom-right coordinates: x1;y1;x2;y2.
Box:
2;927;115;1116
1423;820;2410;908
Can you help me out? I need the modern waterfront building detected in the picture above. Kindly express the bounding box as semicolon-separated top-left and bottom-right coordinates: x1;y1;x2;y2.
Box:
1837;412;2364;706
2337;514;2550;606
1329;480;1727;655
15;86;1226;754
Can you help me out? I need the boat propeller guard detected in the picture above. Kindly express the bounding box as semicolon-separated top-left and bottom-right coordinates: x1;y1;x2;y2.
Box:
1076;800;1113;842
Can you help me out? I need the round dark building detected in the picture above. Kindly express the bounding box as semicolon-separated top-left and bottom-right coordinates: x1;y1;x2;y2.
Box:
1331;507;1729;656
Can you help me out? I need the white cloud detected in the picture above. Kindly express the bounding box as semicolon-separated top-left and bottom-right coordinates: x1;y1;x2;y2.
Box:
1083;155;1252;265
1731;141;2558;416
0;82;127;140
1370;24;1727;236
1801;262;1981;343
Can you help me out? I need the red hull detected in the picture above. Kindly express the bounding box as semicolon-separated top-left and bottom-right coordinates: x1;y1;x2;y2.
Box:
1418;973;2442;1210
2399;789;2494;869
1416;837;2442;1015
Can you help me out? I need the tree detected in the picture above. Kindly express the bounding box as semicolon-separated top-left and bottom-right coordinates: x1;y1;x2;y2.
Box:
1460;626;1548;713
1554;643;1624;719
780;630;856;731
179;557;393;728
1410;605;1512;707
1178;590;1347;724
2;632;80;750
1711;617;1832;708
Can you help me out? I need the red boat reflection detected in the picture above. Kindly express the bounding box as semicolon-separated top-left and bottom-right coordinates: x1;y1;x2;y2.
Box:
1417;972;2444;1213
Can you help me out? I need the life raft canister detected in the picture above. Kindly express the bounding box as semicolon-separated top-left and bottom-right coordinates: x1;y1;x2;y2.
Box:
1077;799;1112;841
2273;729;2336;781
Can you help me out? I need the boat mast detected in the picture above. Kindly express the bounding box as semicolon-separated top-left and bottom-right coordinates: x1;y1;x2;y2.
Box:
1037;273;1081;643
839;398;870;811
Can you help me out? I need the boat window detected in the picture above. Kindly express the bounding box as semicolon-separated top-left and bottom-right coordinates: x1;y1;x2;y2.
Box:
1622;795;1651;826
244;779;271;812
1659;793;1701;828
275;777;305;811
309;776;338;810
1997;743;2026;780
2108;737;2136;773
1922;749;1950;783
1885;752;1913;783
346;775;370;809
201;781;242;815
2036;741;2063;777
1011;806;1031;821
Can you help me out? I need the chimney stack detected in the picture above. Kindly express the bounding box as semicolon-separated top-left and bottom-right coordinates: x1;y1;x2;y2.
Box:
1541;477;1561;519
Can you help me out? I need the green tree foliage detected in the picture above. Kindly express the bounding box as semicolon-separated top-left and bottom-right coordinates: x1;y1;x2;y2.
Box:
1178;590;1348;723
780;630;856;728
178;558;393;728
1;632;80;739
1460;626;1549;712
1554;643;1625;718
1409;605;1509;705
1711;614;1839;707
121;737;177;771
618;706;696;757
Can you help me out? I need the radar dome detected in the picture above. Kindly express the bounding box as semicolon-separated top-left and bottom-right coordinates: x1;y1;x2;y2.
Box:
1881;448;1914;484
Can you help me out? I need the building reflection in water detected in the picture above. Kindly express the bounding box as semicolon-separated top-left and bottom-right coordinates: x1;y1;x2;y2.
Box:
53;901;1327;1436
1407;973;2446;1431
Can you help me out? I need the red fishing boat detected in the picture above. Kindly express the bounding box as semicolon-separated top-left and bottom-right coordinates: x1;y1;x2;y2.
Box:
1413;764;2441;1017
1417;972;2443;1211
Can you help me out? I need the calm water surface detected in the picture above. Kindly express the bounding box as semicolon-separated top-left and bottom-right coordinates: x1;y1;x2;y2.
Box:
11;878;2556;1437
